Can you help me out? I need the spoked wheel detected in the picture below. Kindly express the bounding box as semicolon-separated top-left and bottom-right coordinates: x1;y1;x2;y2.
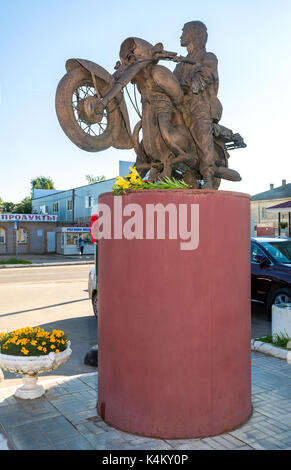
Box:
56;67;118;152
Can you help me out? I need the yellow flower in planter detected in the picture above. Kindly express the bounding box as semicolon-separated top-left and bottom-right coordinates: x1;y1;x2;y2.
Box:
125;166;142;184
112;176;130;190
0;326;69;357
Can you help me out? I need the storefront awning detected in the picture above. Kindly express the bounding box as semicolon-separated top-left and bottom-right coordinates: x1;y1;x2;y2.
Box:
266;200;291;213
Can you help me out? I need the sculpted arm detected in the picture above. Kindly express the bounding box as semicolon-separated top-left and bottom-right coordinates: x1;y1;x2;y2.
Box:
151;65;183;106
190;53;219;94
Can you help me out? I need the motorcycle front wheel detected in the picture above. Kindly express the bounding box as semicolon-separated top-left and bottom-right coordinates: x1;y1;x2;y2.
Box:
55;67;116;152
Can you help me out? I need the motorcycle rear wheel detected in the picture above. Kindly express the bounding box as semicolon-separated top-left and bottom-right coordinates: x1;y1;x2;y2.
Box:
55;67;116;152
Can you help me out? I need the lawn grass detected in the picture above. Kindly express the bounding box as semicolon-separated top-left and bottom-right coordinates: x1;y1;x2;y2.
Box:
0;257;32;265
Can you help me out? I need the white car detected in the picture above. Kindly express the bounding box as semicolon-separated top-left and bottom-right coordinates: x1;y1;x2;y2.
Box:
88;266;98;317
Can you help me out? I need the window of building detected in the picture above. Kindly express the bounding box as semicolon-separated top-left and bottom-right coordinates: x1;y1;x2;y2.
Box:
261;207;267;218
17;228;28;244
40;205;48;214
85;196;93;208
0;228;5;244
53;202;59;213
67;200;73;211
66;233;79;246
83;232;92;244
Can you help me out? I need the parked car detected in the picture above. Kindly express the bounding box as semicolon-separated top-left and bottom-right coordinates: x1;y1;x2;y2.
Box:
251;237;291;317
88;266;98;318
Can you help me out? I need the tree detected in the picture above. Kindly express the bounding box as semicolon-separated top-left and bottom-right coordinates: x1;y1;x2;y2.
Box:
31;176;55;195
1;201;16;213
85;175;106;184
14;196;32;214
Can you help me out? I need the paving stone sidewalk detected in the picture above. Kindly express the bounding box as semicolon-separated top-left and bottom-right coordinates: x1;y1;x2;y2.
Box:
1;352;291;450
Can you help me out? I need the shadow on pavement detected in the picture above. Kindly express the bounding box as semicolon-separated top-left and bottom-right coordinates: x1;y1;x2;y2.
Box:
251;301;271;339
2;316;98;383
0;298;88;319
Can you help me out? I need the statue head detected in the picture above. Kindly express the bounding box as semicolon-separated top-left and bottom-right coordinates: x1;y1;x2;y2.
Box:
120;37;153;65
180;21;208;51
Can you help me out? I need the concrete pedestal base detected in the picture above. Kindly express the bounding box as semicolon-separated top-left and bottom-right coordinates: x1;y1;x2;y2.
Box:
14;376;45;399
97;189;252;438
272;304;291;337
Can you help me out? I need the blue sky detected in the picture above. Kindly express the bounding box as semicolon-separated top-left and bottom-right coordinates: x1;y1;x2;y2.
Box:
1;0;291;202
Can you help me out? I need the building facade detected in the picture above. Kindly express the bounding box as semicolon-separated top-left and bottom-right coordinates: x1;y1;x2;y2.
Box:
29;160;134;255
31;161;133;224
0;214;57;255
251;180;291;237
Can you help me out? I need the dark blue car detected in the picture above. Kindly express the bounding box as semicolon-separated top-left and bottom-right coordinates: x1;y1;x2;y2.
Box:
251;237;291;316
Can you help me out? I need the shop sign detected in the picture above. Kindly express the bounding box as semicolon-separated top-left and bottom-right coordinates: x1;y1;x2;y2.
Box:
62;227;90;232
0;214;57;222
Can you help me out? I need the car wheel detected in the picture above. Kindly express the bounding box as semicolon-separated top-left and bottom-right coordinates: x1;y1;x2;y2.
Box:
92;291;98;318
267;288;291;318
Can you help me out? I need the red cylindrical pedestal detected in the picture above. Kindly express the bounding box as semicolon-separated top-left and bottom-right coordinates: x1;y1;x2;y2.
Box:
97;189;251;438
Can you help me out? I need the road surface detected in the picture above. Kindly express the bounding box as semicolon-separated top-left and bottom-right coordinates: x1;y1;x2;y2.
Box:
0;264;96;388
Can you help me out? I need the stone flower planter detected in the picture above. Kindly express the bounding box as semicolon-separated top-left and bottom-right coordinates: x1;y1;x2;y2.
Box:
0;342;72;399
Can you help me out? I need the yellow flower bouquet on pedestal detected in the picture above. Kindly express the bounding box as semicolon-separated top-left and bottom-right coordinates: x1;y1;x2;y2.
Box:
112;166;189;195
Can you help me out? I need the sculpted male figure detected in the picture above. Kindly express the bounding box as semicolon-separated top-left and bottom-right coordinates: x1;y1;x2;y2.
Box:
174;21;223;189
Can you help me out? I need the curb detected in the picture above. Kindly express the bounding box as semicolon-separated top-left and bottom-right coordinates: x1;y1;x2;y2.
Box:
251;339;291;364
0;261;94;269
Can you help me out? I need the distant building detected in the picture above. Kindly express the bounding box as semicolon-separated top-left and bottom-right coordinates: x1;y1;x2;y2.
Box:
251;180;291;237
31;161;133;225
29;161;134;255
0;214;58;256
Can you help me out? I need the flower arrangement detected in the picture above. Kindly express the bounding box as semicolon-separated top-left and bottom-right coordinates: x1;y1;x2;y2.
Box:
112;166;190;195
0;326;68;357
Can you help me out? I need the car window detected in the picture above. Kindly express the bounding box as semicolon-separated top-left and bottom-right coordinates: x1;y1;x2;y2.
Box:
261;242;291;264
251;243;266;263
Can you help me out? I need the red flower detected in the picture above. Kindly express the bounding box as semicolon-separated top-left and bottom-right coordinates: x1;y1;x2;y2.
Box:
143;179;148;183
90;214;98;223
90;214;98;243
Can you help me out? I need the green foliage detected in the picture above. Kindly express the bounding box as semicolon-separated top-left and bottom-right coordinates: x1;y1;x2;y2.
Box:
256;332;291;348
13;196;32;214
0;197;32;214
0;201;16;212
280;222;288;229
113;176;190;196
31;176;55;194
85;175;106;184
0;258;32;265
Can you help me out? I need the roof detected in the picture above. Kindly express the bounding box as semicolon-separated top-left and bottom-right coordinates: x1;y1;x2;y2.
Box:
32;178;116;200
266;200;291;213
251;183;291;201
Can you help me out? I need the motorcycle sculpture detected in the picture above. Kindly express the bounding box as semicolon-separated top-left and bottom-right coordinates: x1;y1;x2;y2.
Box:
56;33;246;189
